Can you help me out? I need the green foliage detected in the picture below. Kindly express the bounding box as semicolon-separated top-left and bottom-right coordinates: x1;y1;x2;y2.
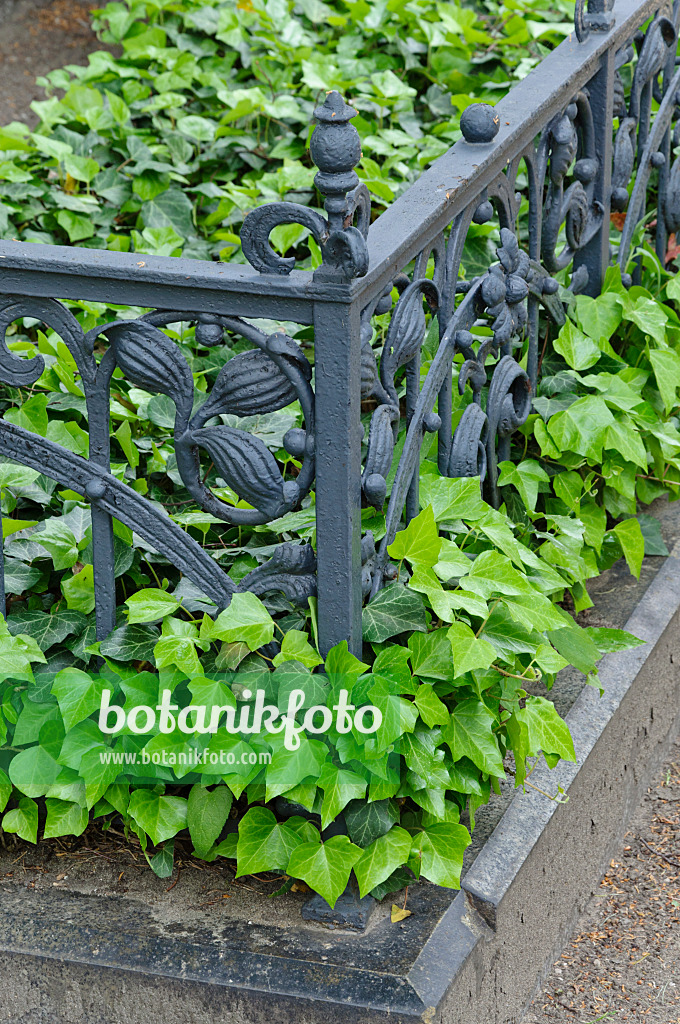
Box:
0;0;573;256
0;0;675;911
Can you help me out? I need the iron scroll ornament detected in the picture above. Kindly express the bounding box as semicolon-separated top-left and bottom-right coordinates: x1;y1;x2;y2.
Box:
0;299;318;634
240;91;370;280
365;229;565;598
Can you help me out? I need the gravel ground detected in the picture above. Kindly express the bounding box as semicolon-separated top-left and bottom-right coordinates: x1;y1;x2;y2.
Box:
0;0;116;127
521;739;680;1024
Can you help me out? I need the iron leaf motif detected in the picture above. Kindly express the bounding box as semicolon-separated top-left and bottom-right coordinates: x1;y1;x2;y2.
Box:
237;543;317;605
198;346;311;420
107;320;194;430
190;425;297;520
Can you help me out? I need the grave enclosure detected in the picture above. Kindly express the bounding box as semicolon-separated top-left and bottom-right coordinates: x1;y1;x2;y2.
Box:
0;0;679;1021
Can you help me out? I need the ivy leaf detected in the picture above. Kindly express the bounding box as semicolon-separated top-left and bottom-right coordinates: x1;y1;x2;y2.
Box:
388;505;441;567
272;629;323;668
447;621;496;676
51;667;106;731
624;296;668;345
4;559;41;596
479;606;540;661
128;791;188;847
126;589;181;623
547;626;601;675
418;476;487;522
61;564;95;614
408;627;454;682
575;292;622;342
362;585;427;643
410;823;471;889
35;520;79;570
142;188;194;238
553;319;601;370
414;683;449;727
9;746;61;797
441;699;505;776
367;683;418;750
584;626;645;653
547;396;614;461
187;784;233;856
433;538;472;581
43;798;88;838
236;806;304;876
201;592;274;651
497;459;549;511
2;797;39;843
99;623;160;663
286;834;363;908
463;551;534;598
648;348;680;414
515;696;576;761
153;634;202;676
612;517;644;578
147;840;175;878
343;798;399;846
324;641;369;689
604;417;647;470
318;762;367;829
264;737;328;800
7;608;85;652
354;825;413;897
0;768;11;813
636;514;669;556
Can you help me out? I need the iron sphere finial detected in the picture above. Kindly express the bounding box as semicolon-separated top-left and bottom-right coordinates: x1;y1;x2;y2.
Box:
460;104;500;144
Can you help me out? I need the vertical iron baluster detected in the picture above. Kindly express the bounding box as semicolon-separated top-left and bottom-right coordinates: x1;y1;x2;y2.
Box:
86;349;116;640
404;353;420;524
575;47;616;296
313;300;363;657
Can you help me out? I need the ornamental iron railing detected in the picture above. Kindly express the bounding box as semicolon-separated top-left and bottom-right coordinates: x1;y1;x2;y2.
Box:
0;0;678;656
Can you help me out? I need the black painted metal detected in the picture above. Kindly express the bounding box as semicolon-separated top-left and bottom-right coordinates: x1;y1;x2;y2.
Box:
0;0;678;656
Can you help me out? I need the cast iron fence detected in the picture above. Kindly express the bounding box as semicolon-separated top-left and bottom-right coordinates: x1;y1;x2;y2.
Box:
0;0;678;656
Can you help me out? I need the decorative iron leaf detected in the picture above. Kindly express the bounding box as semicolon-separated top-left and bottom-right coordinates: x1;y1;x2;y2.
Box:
107;321;194;428
563;182;590;250
549;114;577;184
237;543;316;605
361;328;380;398
447;404;488;481
380;279;438;393
665;156;680;234
320;226;369;279
612;118;637;190
191;425;292;519
199;348;305;420
630;16;676;118
362;404;399;510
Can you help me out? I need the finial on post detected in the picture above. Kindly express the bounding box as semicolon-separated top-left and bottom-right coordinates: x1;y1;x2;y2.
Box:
240;89;369;279
460;104;500;145
309;91;369;280
310;92;363;233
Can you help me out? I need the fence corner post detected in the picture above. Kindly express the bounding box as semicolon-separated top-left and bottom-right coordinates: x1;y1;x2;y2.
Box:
313;298;364;658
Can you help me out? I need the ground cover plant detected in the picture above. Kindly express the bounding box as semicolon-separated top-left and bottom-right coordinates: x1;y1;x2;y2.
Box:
0;0;679;907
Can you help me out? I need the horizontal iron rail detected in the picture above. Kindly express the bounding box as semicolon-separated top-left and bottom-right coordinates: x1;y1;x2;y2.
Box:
0;244;349;323
354;0;663;303
0;0;663;316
